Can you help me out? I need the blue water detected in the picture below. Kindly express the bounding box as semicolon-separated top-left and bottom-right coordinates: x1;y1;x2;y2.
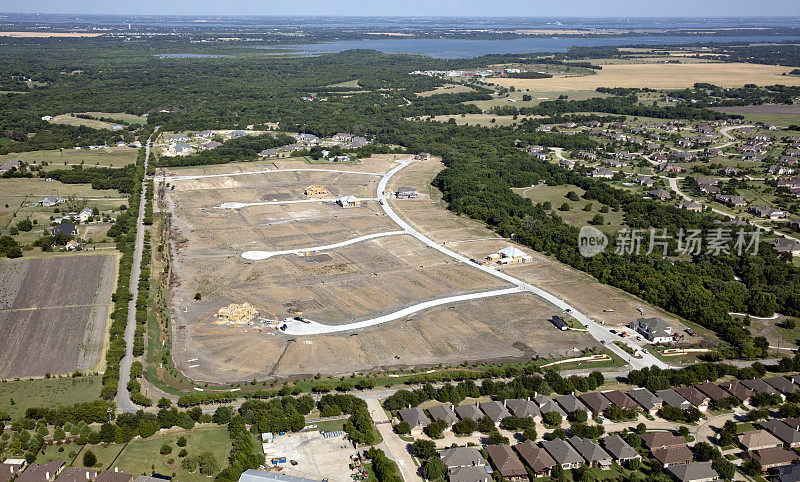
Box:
274;35;800;58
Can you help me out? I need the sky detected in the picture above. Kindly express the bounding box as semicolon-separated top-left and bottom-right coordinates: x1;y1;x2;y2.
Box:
6;0;800;17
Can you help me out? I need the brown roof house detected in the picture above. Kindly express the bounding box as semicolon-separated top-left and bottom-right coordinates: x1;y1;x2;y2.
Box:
505;399;542;423
17;462;65;482
719;381;755;404
641;432;687;451
738;430;783;451
398;407;430;435
674;387;710;412
765;377;798;395
93;473;133;482
667;461;718;482
56;468;98;482
0;459;25;482
579;392;611;418
652;446;694;468
515;441;556;477
696;382;729;402
602;390;639;410
747;447;799;469
741;378;781;397
486;444;527;481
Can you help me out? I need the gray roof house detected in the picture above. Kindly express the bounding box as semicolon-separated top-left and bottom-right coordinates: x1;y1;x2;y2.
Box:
398;407;430;431
428;405;458;427
761;420;800;448
505;399;541;421
742;378;780;396
628;388;664;414
439;446;487;469
480;401;512;424
635;317;673;343
602;434;641;464
667;461;718;482
568;436;613;467
455;404;485;422
766;377;799;395
541;438;584;470
554;394;588;415
656;389;692;410
578;392;611;417
447;466;491;482
533;395;567;417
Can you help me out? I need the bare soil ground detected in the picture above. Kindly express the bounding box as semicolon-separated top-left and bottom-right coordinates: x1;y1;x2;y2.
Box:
386;158;697;337
0;254;116;378
165;156;595;383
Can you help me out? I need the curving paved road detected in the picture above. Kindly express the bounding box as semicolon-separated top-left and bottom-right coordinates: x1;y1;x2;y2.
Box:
117;128;158;413
242;230;406;261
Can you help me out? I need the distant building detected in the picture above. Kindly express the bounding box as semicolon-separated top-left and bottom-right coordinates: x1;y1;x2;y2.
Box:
396;187;418;199
635;317;673;343
38;195;64;207
51;223;78;236
237;469;319;482
335;195;359;208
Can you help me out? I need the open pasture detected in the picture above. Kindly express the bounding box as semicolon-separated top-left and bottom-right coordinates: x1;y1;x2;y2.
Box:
0;254;116;378
490;62;800;91
0;147;138;169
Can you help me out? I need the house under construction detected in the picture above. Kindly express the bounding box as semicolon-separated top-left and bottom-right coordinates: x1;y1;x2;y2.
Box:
304;185;329;198
336;195;359;208
214;302;259;325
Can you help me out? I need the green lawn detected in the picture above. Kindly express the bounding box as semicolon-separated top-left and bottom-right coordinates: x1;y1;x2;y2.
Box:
38;442;80;465
0;376;103;419
515;184;627;234
76;443;125;469
114;425;233;481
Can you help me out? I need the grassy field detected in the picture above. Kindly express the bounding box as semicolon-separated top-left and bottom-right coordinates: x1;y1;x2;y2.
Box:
114;426;234;481
491;62;800;91
324;79;362;89
424;113;536;127
81;112;147;125
514;184;627;234
468;89;608;111
77;443;125;469
0;147;138;169
0;375;103;419
416;83;475;97
38;441;81;465
48;114;121;130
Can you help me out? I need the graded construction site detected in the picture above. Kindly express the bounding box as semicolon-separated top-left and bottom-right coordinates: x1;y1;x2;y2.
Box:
163;155;599;384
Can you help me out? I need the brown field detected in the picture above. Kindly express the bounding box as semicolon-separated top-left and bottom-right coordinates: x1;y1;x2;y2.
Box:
165;156;597;383
0;254;116;378
48;114;120;130
416;84;476;97
386;158;698;337
490;62;800;91
0;32;104;38
711;104;800;115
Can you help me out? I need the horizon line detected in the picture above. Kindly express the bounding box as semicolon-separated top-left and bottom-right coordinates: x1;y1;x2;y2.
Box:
2;13;800;19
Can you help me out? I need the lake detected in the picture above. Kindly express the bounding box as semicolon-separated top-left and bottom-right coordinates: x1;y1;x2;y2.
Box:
273;35;800;59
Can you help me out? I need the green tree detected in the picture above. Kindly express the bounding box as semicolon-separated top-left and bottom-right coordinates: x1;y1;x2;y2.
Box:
422;457;446;480
412;439;437;459
82;450;97;467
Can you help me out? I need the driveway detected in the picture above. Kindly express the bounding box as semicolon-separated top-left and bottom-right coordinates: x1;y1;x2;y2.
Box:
367;398;422;482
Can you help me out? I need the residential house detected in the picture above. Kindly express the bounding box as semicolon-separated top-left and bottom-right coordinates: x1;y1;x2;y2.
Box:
229;130;246;139
396;187;419;199
719;167;739;176
51;223;77;236
578;392;611;418
648;189;672;201
677;201;703;212
38;195;64;207
761;420;800;448
656;389;691;410
590;168;615;179
770;239;800;256
332;133;353;142
428;405;458;428
696;183;720;195
541;438;584;470
628;388;664;415
765;377;798;395
238;469;320;482
197;130;214;139
479;401;511;425
200;141;223;150
349;136;368;148
641;432;686;451
439;446;488;471
602;390;639;411
720;381;755;404
773;463;800;482
633;176;655;187
505;399;542;422
635;317;673;343
77;207;93;223
56;468;98;482
568;436;612;468
447;466;491;482
696;382;730;402
667;462;718;482
493;246;533;264
550;316;569;331
747;447;799;469
674;387;710;412
335;195;359;208
651;446;694;468
398;407;430;435
559;159;575;170
259;148;279;158
295;133;318;145
65;240;80;251
515;441;556;477
0;459;25;482
602;435;641;465
714;194;747;207
769;165;794;176
17;461;65;482
741;378;781;396
485;444;527;481
414;153;432;161
168;134;189;143
455;404;484;422
0;159;20;172
738;430;783;451
555;394;588;415
784;418;800;431
533;396;567;417
749;206;788;219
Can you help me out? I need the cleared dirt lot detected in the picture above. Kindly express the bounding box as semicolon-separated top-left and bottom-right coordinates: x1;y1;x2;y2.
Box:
490;62;800;91
269;431;357;481
386;158;693;335
166;156;595;383
0;254;116;378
